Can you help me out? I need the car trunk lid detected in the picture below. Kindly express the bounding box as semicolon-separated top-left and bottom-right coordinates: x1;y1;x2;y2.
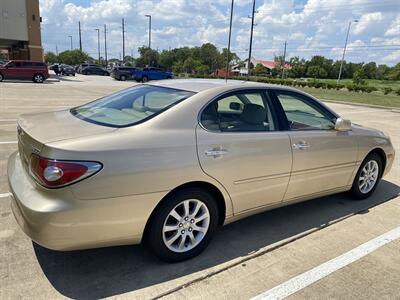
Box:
17;109;115;169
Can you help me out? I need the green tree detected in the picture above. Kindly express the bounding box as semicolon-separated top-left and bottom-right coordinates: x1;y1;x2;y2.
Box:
352;68;367;85
306;65;327;79
195;64;210;75
388;63;400;80
288;56;306;78
136;47;159;67
253;63;269;76
57;50;90;65
376;64;390;80
44;51;58;64
362;62;377;79
183;57;201;73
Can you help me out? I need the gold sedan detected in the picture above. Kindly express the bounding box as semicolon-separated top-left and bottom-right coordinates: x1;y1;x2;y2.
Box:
8;79;395;262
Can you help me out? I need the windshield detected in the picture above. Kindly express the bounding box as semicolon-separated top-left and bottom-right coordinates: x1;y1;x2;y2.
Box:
71;85;194;127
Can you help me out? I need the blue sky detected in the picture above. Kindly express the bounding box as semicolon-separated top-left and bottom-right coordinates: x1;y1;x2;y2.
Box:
39;0;400;65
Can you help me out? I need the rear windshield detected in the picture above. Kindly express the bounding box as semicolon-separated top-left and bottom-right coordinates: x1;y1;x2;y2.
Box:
71;85;194;127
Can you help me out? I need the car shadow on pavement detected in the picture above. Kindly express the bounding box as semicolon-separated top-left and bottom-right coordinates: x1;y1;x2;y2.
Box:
0;80;57;84
34;180;400;300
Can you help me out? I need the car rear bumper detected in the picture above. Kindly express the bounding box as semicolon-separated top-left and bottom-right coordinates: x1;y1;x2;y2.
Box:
7;151;167;251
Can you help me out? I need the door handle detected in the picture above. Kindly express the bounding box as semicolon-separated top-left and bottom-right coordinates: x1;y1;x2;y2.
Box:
205;148;228;157
292;141;310;150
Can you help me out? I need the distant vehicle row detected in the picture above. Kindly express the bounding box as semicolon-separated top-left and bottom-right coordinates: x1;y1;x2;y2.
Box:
111;66;172;82
0;60;172;83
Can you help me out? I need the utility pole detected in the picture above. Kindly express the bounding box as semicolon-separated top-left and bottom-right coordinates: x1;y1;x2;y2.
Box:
247;0;256;77
281;41;287;79
145;15;152;49
225;0;234;82
68;35;73;50
78;21;82;51
56;45;58;56
104;24;108;67
337;20;358;83
95;28;100;64
122;18;126;63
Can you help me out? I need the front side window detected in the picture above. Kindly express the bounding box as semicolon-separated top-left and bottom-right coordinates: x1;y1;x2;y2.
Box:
201;91;275;132
6;61;21;68
274;91;335;130
71;85;194;127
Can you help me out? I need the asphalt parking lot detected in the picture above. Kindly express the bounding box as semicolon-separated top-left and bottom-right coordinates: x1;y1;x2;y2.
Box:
0;74;399;299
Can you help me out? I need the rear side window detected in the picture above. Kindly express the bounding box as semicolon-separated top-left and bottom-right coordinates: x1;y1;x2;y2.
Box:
71;85;194;127
201;91;276;132
34;62;46;67
22;62;34;68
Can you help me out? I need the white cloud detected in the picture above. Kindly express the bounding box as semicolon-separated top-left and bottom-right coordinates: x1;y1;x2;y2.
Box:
385;14;400;36
382;49;400;63
353;12;383;34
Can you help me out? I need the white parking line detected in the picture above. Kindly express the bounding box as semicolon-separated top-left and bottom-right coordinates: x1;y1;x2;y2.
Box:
0;192;11;198
0;141;17;144
251;226;400;300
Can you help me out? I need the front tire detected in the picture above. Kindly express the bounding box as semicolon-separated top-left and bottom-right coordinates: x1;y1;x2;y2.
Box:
142;76;149;83
350;153;383;199
146;188;219;262
0;73;3;82
120;75;126;81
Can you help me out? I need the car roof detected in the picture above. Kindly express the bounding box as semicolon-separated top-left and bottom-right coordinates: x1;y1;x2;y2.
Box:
146;78;282;93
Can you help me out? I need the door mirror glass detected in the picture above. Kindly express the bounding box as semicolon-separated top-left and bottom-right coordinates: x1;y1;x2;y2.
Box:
334;118;352;131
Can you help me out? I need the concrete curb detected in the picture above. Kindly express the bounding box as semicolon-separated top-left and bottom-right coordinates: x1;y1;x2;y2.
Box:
321;99;400;112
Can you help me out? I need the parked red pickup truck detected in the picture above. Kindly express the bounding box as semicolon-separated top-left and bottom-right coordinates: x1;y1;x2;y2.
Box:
0;60;49;83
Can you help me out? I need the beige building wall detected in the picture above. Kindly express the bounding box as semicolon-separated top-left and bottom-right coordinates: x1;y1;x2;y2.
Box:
0;0;43;61
26;0;43;61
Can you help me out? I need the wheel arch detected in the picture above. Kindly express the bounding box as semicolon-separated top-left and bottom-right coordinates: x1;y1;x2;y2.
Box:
143;181;227;241
366;147;387;176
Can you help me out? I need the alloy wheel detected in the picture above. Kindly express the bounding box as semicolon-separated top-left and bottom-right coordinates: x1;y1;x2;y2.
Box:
162;199;210;253
358;160;379;194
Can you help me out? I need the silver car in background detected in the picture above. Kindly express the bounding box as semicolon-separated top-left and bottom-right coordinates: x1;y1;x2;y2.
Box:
8;79;395;261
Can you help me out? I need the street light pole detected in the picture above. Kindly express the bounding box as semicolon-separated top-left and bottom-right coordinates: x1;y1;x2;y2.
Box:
337;20;358;83
225;0;234;82
95;28;100;64
247;0;256;77
68;35;73;50
145;15;152;49
104;24;108;67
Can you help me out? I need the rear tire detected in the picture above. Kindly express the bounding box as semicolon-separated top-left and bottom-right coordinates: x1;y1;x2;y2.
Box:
120;75;126;81
0;73;3;82
350;153;383;200
33;73;45;83
146;188;219;262
142;76;149;83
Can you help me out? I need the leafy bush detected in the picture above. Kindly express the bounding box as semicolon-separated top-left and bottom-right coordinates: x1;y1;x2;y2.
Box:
383;87;393;95
395;88;400;96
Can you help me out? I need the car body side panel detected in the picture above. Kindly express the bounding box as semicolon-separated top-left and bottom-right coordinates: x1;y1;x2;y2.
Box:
43;126;234;217
284;130;358;200
352;125;395;178
196;127;292;213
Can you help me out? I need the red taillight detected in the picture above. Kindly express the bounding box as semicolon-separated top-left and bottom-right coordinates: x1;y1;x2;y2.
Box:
29;154;102;188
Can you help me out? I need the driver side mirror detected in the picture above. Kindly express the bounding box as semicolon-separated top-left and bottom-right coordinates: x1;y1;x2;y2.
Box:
334;118;352;131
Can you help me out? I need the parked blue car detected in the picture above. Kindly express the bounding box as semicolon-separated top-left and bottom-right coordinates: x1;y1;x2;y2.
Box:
134;67;173;82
